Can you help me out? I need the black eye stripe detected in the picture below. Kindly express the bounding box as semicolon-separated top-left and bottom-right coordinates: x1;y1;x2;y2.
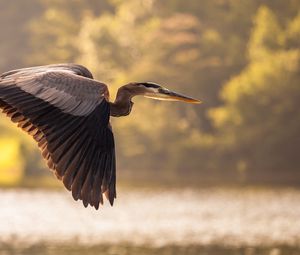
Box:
142;82;161;89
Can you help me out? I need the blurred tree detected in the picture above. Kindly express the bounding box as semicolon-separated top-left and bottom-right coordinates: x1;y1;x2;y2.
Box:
29;0;113;64
0;0;41;72
0;137;24;185
28;0;300;183
210;6;300;182
0;0;298;185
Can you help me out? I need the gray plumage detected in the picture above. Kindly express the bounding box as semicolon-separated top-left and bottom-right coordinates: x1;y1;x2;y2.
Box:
0;63;200;210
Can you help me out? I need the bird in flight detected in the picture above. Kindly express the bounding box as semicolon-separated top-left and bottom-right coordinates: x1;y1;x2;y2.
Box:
0;64;201;209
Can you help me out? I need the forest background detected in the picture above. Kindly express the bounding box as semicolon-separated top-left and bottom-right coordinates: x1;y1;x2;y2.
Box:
0;0;299;187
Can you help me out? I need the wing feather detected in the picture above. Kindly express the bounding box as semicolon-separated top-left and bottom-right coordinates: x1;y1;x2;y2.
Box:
0;64;116;209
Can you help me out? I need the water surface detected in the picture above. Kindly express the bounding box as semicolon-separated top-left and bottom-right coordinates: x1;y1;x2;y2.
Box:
1;187;300;254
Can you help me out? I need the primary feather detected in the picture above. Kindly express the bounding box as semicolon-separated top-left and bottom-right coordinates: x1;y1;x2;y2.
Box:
0;64;116;209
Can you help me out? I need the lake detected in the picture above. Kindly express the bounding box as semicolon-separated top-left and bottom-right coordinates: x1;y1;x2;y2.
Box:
0;187;300;254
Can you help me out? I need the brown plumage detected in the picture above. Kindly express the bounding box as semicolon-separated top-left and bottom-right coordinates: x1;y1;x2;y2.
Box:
0;63;200;210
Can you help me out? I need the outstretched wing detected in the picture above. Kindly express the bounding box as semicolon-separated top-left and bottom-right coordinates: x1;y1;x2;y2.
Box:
0;63;95;80
0;64;116;209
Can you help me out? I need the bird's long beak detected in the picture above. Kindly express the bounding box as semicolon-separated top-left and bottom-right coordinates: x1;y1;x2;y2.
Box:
144;88;202;104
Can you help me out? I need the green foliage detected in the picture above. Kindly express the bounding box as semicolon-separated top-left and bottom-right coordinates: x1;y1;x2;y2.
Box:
210;6;300;180
0;0;41;72
29;0;113;64
248;6;284;61
0;0;299;184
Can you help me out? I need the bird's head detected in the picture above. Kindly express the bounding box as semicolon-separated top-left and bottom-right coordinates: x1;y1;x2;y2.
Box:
128;82;201;104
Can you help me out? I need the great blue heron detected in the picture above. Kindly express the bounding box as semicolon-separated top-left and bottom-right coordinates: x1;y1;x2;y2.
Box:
0;64;200;209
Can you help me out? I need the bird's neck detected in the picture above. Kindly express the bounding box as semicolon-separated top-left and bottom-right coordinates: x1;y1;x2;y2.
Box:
109;86;134;117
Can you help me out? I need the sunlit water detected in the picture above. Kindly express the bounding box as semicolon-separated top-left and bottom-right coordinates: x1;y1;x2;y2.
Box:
1;187;300;249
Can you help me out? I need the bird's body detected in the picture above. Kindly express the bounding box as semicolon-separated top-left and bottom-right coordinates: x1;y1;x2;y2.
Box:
0;63;200;209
